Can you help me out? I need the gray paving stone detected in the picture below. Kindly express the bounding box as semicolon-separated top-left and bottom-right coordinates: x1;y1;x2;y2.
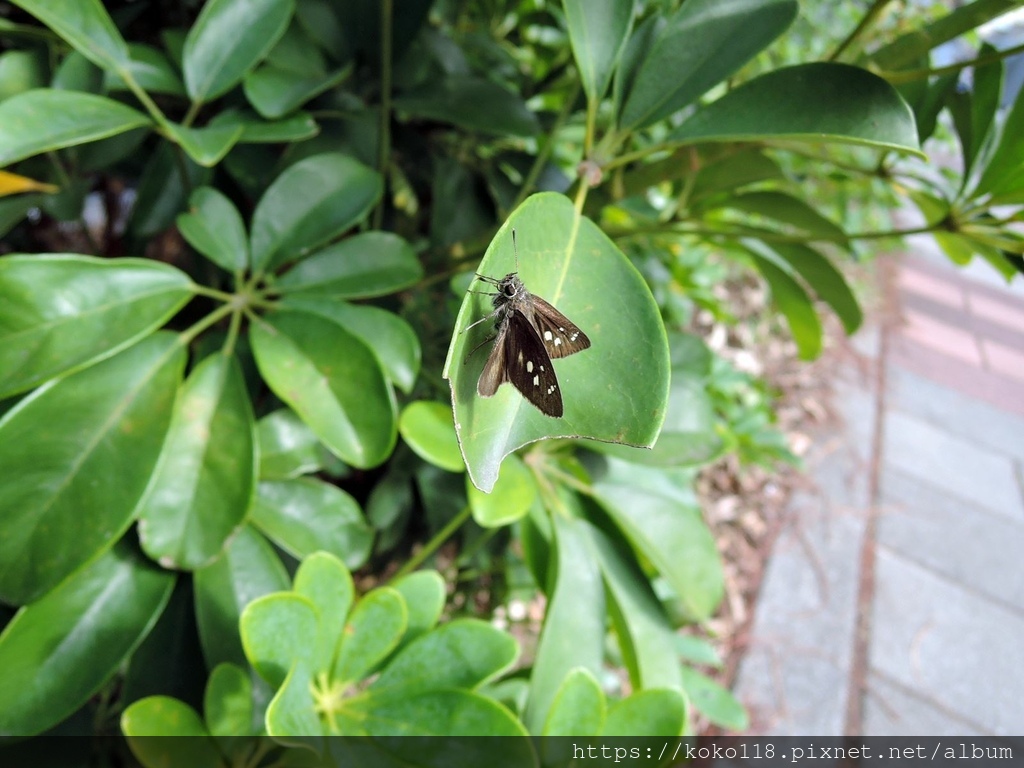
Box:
733;372;873;736
736;646;849;736
879;468;1024;611
869;549;1024;736
863;672;992;736
883;409;1024;520
887;366;1024;464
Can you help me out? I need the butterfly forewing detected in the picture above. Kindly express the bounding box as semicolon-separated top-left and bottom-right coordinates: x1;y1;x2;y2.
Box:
477;310;563;417
527;295;591;359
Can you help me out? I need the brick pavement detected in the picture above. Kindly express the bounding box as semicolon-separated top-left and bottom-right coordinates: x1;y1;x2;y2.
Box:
733;243;1024;736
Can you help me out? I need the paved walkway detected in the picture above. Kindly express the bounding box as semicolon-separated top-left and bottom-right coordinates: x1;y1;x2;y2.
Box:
734;238;1024;736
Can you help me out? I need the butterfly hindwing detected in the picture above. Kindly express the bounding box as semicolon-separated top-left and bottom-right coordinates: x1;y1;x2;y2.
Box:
527;295;591;360
477;310;563;417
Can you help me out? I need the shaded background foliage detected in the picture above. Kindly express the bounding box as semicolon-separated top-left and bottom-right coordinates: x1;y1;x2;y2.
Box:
0;0;1022;757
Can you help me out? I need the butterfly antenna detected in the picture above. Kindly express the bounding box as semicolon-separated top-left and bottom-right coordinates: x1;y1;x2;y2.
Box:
512;228;520;272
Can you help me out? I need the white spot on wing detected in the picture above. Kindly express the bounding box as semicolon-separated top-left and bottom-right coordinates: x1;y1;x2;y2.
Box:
533;375;539;386
543;330;553;341
526;361;533;373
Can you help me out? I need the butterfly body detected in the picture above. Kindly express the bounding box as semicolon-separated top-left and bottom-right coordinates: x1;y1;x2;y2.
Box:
470;269;591;418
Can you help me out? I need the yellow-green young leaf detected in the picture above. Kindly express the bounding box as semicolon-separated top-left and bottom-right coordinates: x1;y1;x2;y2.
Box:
680;665;749;731
250;310;396;469
122;696;210;737
543;668;606;736
444;193;669;493
670;63;921;155
10;0;131;71
183;0;295;104
0;334;185;605
291;551;354;675
137;355;257;571
332;588;407;684
0;255;193;398
371;619;519;695
204;663;253;738
467;453;536;527
389;571;446;647
0;89;151;167
603;689;687;736
241;593;318;689
399;401;464;472
0;541;175;736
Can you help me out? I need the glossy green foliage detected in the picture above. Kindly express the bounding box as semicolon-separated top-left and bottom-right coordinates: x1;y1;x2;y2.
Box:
445;193;671;492
0;0;1017;745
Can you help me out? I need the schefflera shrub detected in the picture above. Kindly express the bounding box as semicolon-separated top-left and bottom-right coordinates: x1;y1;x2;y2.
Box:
121;553;527;754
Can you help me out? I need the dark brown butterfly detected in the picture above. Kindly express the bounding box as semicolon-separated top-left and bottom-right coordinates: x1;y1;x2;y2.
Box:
465;231;591;417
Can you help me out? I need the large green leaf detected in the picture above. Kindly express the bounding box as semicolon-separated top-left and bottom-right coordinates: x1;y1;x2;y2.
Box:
973;60;1024;201
0;540;175;735
669;63;921;154
590;458;723;621
194;524;290;669
443;193;669;492
526;509;604;734
0;254;193;398
249;153;382;272
589;524;683;690
244;63;350;119
0;89;151;167
282;296;421;393
702;190;848;244
176;187;250;272
564;0;633;104
183;0;295;104
256;408;323;480
137;355;256;570
393;76;541;138
104;43;185;96
9;0;131;72
250;310;397;468
619;0;798;129
0;334;185;605
276;232;422;299
251;478;373;569
748;251;823;359
752;241;862;335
